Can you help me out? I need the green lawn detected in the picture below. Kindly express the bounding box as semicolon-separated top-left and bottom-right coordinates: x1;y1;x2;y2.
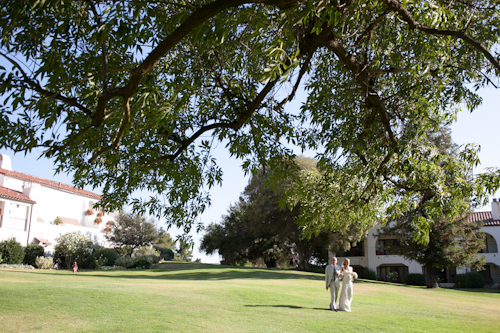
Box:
1;262;499;332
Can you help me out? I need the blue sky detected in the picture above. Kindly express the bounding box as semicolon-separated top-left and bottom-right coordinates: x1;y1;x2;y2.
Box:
1;87;498;263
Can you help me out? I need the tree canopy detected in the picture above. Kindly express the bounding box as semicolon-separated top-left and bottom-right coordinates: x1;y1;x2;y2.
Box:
377;126;486;288
1;1;499;231
201;157;334;269
105;211;158;251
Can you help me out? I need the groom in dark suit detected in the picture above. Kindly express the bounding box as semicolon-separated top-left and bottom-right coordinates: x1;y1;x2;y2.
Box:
325;257;342;311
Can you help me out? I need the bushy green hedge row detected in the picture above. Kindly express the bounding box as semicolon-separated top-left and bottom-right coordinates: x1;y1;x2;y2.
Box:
115;255;159;269
405;273;426;286
454;272;485;288
24;244;45;266
360;268;377;280
0;239;26;264
0;236;168;271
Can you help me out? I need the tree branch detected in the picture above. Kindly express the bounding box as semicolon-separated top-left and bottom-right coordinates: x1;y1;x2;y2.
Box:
0;52;93;116
355;8;393;46
92;0;299;127
322;33;399;153
381;0;500;73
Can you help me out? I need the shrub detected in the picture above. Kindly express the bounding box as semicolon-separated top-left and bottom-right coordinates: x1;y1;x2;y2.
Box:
132;257;153;269
93;248;119;267
98;265;126;270
24;244;45;266
115;256;136;268
467;272;485;288
114;246;133;257
135;254;159;265
307;264;326;273
454;274;468;288
135;246;160;257
54;232;94;269
360;268;377;280
405;273;426;286
0;239;25;264
386;271;399;283
153;246;175;260
0;263;34;269
454;272;485;288
35;256;54;269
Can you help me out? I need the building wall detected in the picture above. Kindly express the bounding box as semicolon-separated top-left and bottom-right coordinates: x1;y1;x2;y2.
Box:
0;173;114;254
481;226;500;283
332;222;500;285
0;197;32;245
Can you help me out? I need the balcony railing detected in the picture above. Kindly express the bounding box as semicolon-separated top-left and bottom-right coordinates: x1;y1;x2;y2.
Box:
4;217;26;231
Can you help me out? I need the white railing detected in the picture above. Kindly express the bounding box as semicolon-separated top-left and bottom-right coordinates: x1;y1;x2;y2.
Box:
5;217;26;231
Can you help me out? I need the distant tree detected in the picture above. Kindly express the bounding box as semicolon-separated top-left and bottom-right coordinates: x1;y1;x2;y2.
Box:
153;227;175;260
378;126;486;288
201;157;334;269
175;234;194;262
201;204;254;266
105;211;158;254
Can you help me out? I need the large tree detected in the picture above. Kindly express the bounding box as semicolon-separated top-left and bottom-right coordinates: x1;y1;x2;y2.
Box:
201;157;334;269
105;211;158;252
1;1;499;232
378;126;488;288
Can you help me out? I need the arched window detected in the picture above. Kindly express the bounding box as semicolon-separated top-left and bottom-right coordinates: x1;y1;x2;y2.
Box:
481;233;498;253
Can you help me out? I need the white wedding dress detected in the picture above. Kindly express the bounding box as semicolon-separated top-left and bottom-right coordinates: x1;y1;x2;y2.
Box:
338;267;357;312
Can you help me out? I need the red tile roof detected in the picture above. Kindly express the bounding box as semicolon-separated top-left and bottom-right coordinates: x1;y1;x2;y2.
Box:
468;211;500;226
0;186;36;204
0;168;101;200
34;236;52;246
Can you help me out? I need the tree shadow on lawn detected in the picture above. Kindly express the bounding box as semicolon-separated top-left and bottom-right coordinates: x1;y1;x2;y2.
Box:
10;264;324;281
85;267;325;281
245;304;329;311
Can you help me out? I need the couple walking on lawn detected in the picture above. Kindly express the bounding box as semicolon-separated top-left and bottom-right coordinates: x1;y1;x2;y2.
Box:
325;257;358;312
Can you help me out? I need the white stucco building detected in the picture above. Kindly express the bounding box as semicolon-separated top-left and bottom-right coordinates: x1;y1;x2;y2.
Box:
333;201;500;285
0;154;115;254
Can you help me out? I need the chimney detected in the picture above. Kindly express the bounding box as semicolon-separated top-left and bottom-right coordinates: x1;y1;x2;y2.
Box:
0;154;12;170
492;199;500;220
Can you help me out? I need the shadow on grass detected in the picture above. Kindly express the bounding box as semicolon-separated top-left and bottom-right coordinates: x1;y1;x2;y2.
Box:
4;263;324;281
245;304;330;311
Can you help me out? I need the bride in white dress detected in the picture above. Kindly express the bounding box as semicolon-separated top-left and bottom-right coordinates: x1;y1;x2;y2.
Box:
338;258;358;312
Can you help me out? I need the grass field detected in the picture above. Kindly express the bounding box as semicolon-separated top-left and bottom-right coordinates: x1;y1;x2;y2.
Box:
1;262;499;332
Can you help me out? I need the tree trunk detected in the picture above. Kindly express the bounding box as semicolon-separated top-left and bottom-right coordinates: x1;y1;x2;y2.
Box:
264;258;277;268
297;249;310;271
425;264;439;288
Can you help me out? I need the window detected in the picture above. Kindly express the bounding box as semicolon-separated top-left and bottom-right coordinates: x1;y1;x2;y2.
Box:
480;233;498;253
7;203;28;231
377;265;408;282
376;239;400;255
337;241;365;257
